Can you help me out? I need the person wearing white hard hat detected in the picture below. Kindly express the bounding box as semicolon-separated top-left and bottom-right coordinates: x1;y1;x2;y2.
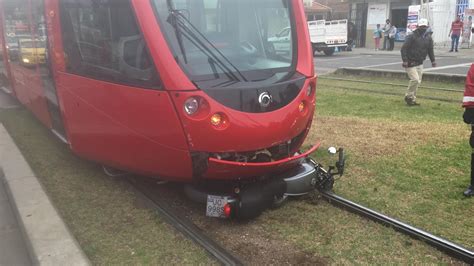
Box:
400;18;436;106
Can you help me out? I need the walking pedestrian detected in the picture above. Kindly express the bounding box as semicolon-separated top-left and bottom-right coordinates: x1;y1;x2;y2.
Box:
373;24;382;50
400;18;436;106
388;24;397;51
449;16;463;52
382;19;391;50
462;63;474;197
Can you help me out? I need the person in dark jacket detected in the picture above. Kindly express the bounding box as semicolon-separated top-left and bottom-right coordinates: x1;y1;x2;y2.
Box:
388;24;397;51
400;18;436;106
382;19;391;50
462;63;474;197
347;22;357;51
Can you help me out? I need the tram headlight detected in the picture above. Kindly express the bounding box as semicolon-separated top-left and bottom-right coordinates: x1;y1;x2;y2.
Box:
22;58;30;64
184;97;199;115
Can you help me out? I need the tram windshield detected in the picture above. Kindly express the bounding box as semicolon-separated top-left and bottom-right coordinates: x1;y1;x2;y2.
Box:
152;0;296;87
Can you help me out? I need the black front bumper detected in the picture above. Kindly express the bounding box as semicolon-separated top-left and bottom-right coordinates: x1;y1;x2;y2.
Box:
185;154;343;220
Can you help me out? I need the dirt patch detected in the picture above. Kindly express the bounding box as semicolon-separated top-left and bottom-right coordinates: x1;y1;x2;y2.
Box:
305;116;467;161
137;182;328;265
207;220;327;265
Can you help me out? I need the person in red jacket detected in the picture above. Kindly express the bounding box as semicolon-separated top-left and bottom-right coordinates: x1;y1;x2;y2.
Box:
462;63;474;197
449;16;463;52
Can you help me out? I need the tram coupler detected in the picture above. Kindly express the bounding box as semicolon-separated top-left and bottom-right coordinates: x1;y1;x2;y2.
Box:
185;147;346;220
234;147;346;219
310;147;345;192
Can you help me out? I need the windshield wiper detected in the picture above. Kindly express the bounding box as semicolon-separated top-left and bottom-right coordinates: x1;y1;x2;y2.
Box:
166;8;188;64
166;1;248;82
175;22;238;82
174;12;248;82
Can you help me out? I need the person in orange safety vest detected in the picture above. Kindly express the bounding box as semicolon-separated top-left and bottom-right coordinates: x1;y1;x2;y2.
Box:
462;63;474;197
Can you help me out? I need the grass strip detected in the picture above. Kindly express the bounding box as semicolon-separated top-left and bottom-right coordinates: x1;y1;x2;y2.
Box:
0;109;214;265
1;75;471;264
267;77;472;263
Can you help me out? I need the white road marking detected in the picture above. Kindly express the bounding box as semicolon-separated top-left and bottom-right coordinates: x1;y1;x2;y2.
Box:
424;71;467;76
361;57;451;69
360;61;402;68
423;63;472;72
315;55;365;62
0;86;11;94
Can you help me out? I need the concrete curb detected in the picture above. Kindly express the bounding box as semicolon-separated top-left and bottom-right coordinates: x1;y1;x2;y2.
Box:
349;48;474;60
0;124;90;265
335;67;467;83
357;52;463;59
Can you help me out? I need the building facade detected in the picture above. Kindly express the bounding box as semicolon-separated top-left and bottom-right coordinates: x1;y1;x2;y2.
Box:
347;0;474;48
304;0;350;21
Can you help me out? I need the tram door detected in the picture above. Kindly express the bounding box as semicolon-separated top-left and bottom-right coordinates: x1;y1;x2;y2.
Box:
32;0;67;140
0;3;11;92
1;0;53;127
40;0;193;178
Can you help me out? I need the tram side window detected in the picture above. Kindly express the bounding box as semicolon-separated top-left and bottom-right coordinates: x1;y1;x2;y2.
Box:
3;0;30;66
59;0;161;89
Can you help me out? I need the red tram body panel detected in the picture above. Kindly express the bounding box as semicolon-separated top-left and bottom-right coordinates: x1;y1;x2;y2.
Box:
0;0;318;184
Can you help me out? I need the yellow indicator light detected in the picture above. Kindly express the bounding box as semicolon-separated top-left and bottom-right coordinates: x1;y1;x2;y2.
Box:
210;113;222;126
299;102;305;112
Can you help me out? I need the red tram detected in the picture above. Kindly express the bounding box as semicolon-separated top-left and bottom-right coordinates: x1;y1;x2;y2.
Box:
0;0;342;219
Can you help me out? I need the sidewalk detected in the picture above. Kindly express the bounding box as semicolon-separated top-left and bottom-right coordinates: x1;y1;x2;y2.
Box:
0;90;29;266
349;47;474;60
332;47;471;82
0;170;31;265
0;90;89;265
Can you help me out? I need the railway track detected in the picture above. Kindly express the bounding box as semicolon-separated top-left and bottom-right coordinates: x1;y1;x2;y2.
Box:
126;177;243;266
320;191;474;265
124;175;473;265
327;84;460;103
315;77;473;264
319;77;464;93
318;77;462;103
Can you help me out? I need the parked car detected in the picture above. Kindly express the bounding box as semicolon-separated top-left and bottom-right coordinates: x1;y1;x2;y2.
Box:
267;27;292;54
5;36;19;60
18;38;46;66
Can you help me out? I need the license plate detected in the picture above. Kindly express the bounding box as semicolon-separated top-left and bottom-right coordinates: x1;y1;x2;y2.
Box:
206;195;228;218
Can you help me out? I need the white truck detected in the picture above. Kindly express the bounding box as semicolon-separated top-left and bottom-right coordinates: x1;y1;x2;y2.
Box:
308;19;348;56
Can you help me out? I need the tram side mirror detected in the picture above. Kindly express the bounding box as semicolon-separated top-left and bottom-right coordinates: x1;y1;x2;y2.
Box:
118;35;152;81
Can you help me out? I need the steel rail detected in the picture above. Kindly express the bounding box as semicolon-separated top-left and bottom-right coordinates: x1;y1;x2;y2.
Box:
325;84;460;103
319;77;464;93
126;178;243;266
320;191;474;265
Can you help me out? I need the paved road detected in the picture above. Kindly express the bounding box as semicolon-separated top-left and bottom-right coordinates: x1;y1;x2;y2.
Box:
314;50;473;76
